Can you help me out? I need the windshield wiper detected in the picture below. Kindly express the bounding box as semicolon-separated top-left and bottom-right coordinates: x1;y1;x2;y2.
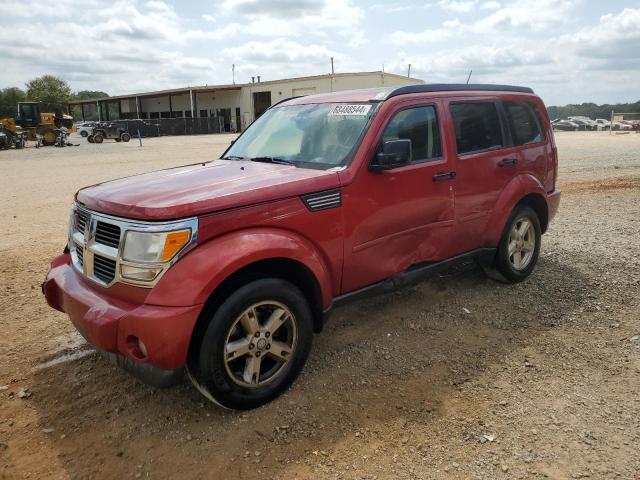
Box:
249;156;296;166
221;155;245;160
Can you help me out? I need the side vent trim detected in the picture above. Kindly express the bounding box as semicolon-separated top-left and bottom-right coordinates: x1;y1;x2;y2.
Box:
301;189;342;212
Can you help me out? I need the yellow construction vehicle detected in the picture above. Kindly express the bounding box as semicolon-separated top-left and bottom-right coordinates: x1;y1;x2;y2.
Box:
0;101;75;147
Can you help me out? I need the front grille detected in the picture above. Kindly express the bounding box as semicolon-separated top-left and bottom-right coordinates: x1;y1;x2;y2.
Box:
93;255;116;283
95;221;121;248
76;209;88;233
76;245;84;268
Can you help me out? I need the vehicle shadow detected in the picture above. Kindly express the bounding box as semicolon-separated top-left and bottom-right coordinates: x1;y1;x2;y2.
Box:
26;254;591;479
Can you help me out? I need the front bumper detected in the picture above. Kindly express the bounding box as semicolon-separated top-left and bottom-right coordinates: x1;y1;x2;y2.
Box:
43;253;203;375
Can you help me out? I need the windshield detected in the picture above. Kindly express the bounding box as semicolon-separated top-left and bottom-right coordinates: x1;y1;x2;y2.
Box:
223;103;375;169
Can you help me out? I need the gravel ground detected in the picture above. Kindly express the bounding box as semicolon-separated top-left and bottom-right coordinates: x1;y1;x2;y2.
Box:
0;131;639;479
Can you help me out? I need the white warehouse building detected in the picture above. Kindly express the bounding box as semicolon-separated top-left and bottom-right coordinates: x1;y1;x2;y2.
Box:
70;71;423;133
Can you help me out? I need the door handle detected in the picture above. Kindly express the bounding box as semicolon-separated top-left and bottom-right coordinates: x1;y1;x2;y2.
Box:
432;171;456;181
498;157;518;167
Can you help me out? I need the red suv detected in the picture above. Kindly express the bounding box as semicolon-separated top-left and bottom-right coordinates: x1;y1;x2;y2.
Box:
44;84;560;409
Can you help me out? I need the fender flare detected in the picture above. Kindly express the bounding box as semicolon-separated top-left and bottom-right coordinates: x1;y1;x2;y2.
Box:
145;227;334;309
484;174;548;246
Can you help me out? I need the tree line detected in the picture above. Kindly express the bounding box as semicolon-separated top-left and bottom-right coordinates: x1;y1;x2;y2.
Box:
0;75;108;118
547;100;640;120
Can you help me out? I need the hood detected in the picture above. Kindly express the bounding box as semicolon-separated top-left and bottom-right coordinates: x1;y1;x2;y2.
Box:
76;160;341;220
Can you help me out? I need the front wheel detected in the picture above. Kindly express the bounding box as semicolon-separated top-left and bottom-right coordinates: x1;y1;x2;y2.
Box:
93;133;104;144
121;132;131;142
80;130;88;137
492;206;541;283
188;278;313;410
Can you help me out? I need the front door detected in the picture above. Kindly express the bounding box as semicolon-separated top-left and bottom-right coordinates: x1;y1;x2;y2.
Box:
342;101;456;293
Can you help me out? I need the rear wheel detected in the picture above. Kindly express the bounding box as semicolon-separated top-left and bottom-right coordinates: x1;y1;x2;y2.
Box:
188;278;313;410
87;135;95;143
39;128;56;146
0;128;14;149
93;133;104;144
80;130;88;137
121;132;131;142
491;206;541;283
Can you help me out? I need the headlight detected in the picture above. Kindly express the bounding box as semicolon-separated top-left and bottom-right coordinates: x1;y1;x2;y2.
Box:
122;229;191;263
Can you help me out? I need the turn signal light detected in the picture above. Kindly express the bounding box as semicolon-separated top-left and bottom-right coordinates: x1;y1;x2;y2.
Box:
161;230;191;261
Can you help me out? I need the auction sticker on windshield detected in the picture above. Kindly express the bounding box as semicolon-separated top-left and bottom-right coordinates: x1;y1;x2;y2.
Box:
328;104;372;116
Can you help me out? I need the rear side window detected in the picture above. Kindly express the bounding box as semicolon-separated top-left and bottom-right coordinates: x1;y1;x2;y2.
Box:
503;101;544;145
450;102;504;155
382;106;442;162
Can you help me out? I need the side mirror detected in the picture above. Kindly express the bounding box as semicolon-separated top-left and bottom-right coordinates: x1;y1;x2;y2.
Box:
370;139;412;171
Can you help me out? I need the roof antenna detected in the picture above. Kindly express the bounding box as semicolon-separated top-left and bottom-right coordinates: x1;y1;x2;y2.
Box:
466;69;473;84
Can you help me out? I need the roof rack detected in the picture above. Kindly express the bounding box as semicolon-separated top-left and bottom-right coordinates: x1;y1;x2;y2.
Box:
387;83;534;99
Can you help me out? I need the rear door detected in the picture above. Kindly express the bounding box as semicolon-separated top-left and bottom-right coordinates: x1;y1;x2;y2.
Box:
445;98;520;254
502;99;553;192
342;100;456;292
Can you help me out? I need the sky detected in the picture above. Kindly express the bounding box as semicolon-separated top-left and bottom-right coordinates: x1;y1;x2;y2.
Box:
0;0;638;106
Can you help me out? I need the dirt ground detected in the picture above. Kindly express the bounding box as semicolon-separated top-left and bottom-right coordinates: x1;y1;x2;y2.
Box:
1;131;639;480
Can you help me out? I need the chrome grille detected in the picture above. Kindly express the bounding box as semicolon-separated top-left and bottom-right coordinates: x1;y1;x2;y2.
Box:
76;209;88;233
93;255;116;283
95;221;121;248
69;205;197;288
76;244;84;268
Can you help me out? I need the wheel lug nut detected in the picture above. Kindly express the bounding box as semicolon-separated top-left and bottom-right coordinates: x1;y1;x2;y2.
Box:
266;344;271;350
265;332;270;338
249;343;254;350
254;332;260;338
255;351;261;357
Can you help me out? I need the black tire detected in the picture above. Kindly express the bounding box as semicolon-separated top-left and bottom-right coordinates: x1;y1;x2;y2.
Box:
121;132;131;142
0;128;14;149
93;133;104;144
189;278;313;410
87;135;94;143
39;128;56;146
80;130;88;137
491;206;541;283
115;138;121;142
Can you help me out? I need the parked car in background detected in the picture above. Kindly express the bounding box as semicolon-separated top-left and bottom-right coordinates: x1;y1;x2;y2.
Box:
77;122;96;137
621;120;640;130
595;119;611;130
568;116;597;130
553;120;580;131
611;121;633;131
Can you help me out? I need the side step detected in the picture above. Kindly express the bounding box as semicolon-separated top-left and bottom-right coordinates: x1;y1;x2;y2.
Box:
331;248;496;309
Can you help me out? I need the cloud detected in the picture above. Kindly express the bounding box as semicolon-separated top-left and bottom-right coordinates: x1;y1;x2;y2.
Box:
222;0;323;17
438;0;477;13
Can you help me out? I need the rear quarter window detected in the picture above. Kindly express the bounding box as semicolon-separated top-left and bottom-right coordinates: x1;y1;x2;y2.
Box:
450;102;504;155
503;101;545;146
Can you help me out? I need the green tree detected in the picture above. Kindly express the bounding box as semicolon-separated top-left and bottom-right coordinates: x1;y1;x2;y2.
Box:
25;75;72;113
75;90;109;100
0;87;27;117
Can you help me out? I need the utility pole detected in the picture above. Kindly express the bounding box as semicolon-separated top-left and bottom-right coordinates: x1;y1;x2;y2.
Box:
330;57;334;75
407;64;411;78
466;69;473;84
232;64;235;84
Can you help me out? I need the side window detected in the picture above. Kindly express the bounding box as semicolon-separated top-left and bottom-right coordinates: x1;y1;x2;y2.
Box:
382;106;442;162
503;101;544;146
450;102;504;155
